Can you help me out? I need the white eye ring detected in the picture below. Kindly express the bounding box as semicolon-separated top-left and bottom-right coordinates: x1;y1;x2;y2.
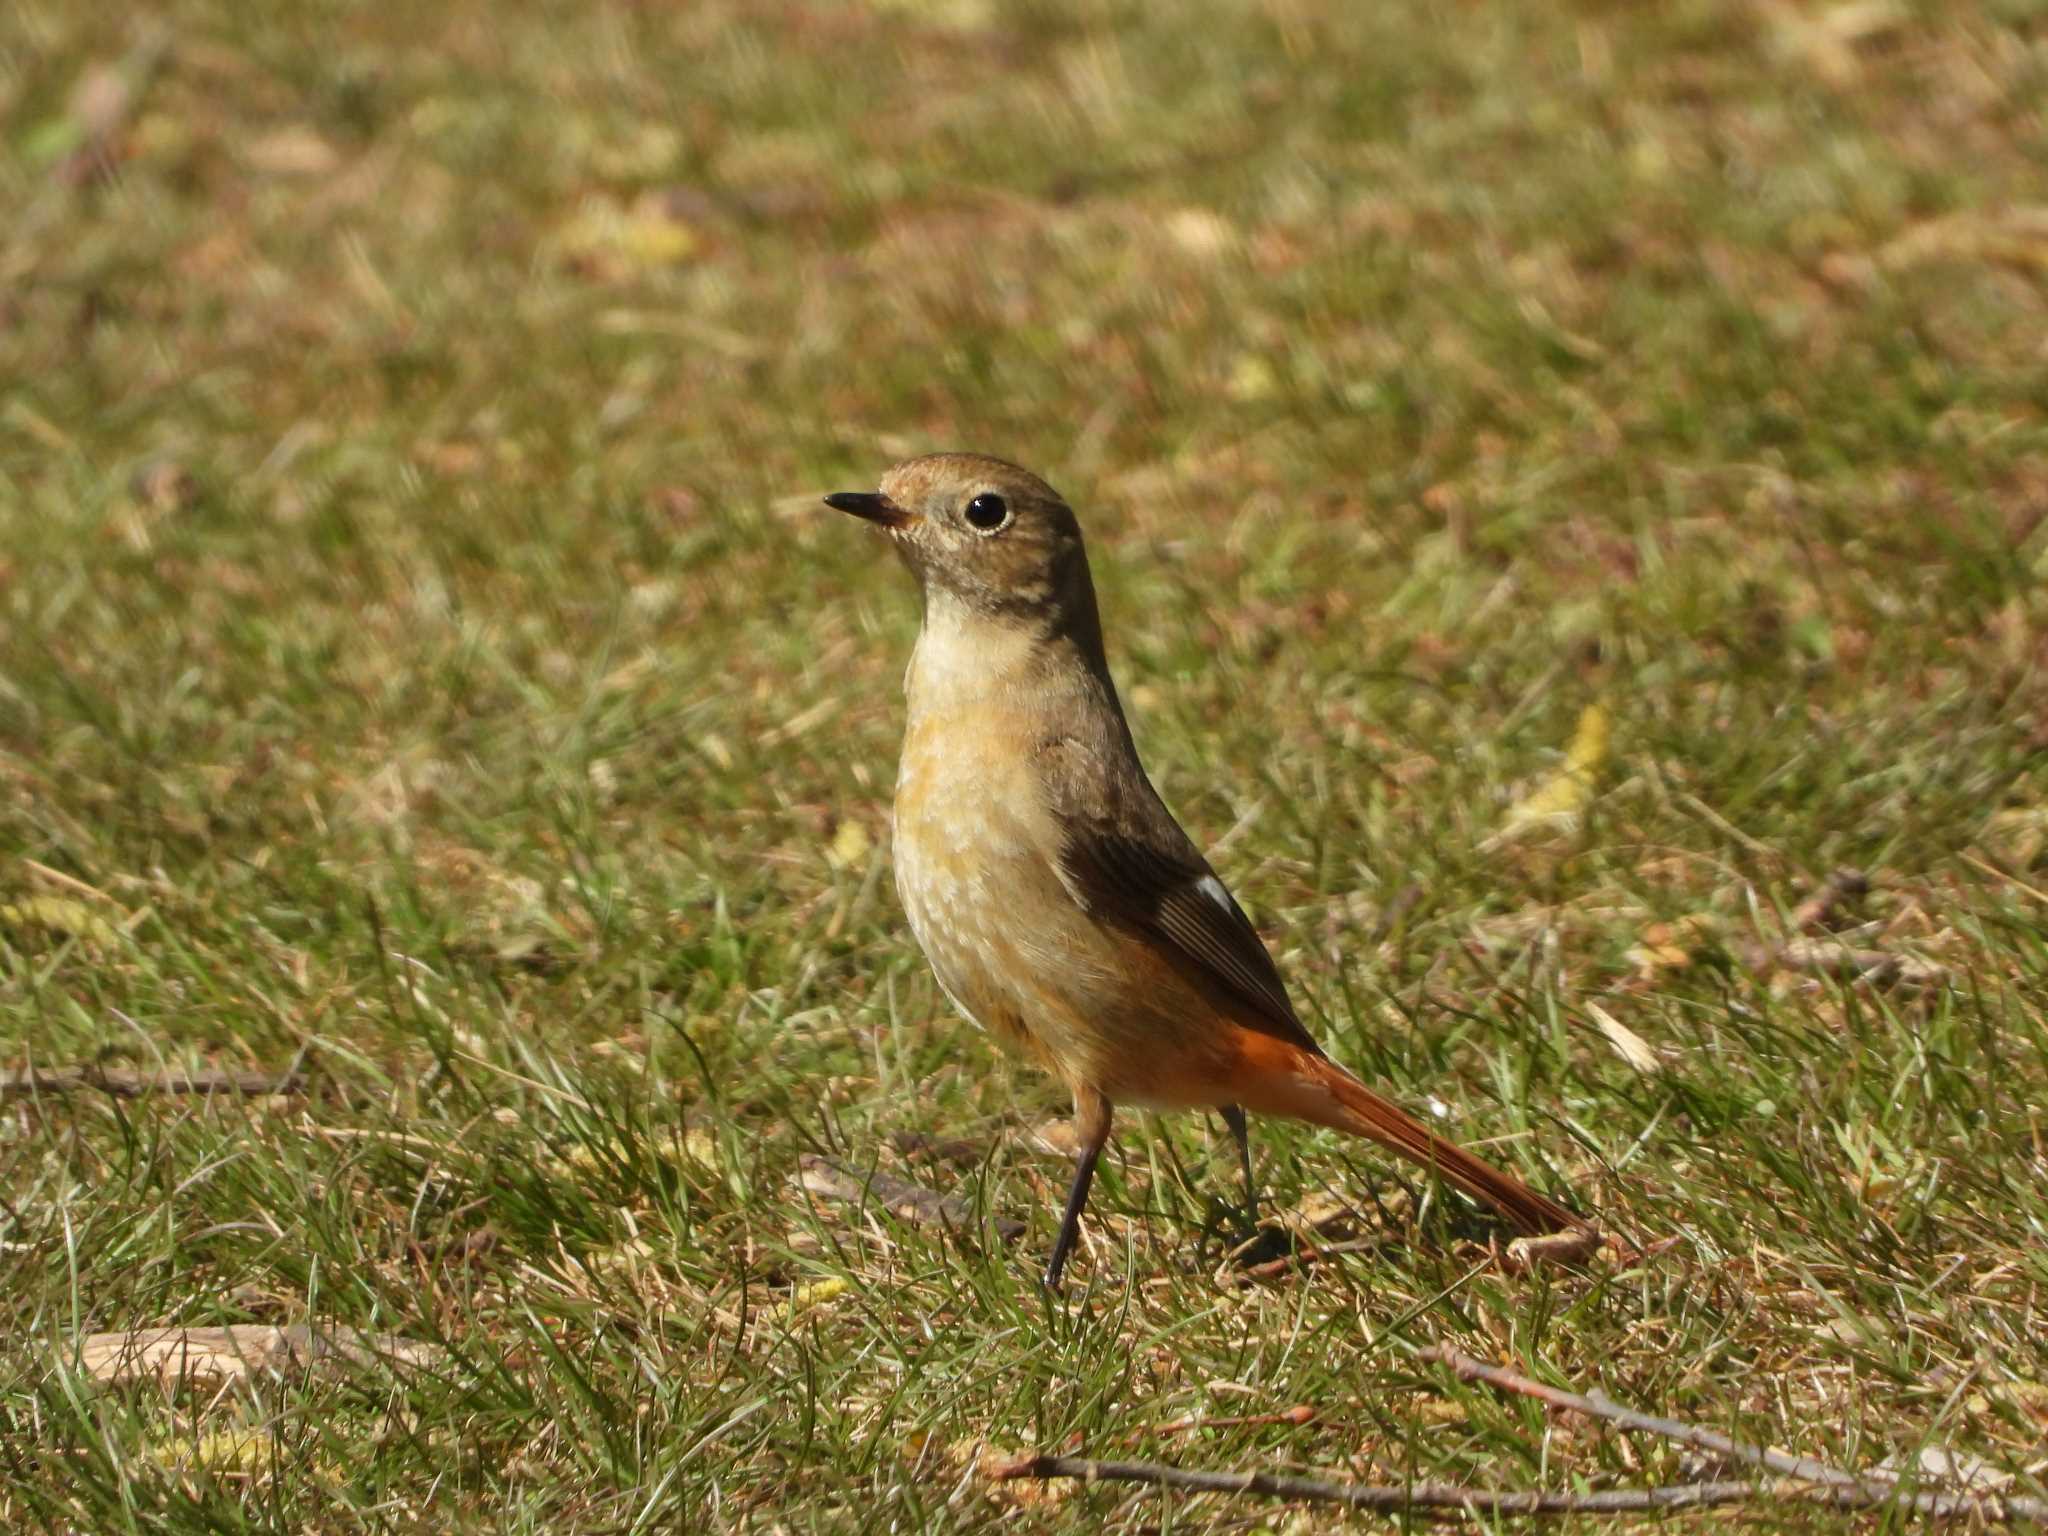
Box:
963;492;1010;533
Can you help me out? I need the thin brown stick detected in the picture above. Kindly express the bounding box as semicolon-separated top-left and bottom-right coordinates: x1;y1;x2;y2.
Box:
0;1067;306;1099
986;1455;2047;1519
1417;1345;2048;1521
1416;1345;1859;1487
991;1351;2048;1522
1138;1406;1316;1440
1788;866;1870;933
1774;939;1947;988
1733;867;1947;988
1231;1236;1396;1285
887;1129;988;1166
1959;851;2048;908
796;1154;1025;1244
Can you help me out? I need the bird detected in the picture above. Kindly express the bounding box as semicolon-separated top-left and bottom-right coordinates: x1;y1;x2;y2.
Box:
824;453;1591;1288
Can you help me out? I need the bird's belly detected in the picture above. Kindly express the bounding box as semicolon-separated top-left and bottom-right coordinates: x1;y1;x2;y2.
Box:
892;788;1080;1073
891;712;1100;1077
891;720;1234;1103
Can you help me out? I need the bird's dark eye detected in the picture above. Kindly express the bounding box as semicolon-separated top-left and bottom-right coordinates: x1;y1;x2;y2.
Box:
963;493;1010;533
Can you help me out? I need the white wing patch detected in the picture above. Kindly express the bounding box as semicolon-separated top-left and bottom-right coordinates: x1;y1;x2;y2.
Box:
1195;874;1233;913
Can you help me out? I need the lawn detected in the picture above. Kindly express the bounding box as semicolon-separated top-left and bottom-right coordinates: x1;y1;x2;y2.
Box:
3;0;2046;1529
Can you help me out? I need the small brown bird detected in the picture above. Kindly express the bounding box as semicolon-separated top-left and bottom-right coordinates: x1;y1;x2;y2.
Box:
826;453;1589;1287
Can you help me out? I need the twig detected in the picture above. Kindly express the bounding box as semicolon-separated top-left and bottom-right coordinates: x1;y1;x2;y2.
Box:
1231;1235;1398;1285
887;1130;988;1166
20;859;117;904
1139;1406;1316;1439
1417;1345;1857;1488
797;1154;1024;1244
1733;867;1943;989
1960;852;2048;908
1677;793;1777;859
1774;940;1946;988
1788;866;1869;933
989;1455;1719;1511
988;1349;2048;1521
987;1456;2046;1518
1417;1345;2048;1522
0;1067;306;1099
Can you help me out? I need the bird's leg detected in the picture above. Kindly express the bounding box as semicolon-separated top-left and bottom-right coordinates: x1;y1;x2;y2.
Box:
1043;1087;1112;1290
1219;1103;1259;1227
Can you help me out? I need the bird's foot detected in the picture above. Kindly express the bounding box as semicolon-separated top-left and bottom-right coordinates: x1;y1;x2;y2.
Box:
1222;1222;1294;1270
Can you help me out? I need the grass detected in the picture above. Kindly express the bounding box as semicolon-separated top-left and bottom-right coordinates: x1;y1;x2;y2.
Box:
3;0;2047;1528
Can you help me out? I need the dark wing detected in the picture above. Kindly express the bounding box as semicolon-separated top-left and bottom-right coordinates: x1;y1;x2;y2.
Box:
1041;736;1322;1054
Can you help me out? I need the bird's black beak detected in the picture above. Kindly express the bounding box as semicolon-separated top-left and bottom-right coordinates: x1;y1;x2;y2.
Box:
823;491;910;529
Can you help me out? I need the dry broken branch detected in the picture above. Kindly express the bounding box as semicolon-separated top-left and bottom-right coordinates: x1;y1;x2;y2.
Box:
886;1129;989;1166
1229;1236;1398;1285
796;1154;1025;1244
1;1067;307;1100
988;1453;2048;1519
1416;1345;2048;1522
988;1454;1783;1513
1788;867;1870;933
988;1345;2048;1522
1774;940;1947;988
1140;1406;1317;1439
1732;867;1948;990
1417;1345;1861;1488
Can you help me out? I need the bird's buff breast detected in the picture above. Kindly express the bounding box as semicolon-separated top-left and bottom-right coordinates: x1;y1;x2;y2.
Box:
891;695;1122;1087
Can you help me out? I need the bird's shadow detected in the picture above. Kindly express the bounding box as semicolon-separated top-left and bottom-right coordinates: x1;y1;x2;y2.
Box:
1192;1196;1294;1270
1191;1175;1521;1278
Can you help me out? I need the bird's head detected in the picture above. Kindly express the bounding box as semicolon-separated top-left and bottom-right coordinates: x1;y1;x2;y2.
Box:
824;453;1095;628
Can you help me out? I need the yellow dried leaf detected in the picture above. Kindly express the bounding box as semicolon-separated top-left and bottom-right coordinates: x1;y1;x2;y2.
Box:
1981;808;2047;868
150;1429;271;1474
545;1143;609;1178
0;896;122;947
1165;206;1237;259
678;1126;718;1171
1882;206;2048;276
1280;1190;1358;1236
1226;353;1279;402
557;192;701;278
1490;703;1611;844
826;819;872;870
789;1276;849;1312
1816;1314;1878;1346
867;0;995;29
592;123;683;180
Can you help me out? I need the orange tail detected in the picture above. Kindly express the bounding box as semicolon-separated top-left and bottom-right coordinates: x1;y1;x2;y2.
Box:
1239;1038;1586;1236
